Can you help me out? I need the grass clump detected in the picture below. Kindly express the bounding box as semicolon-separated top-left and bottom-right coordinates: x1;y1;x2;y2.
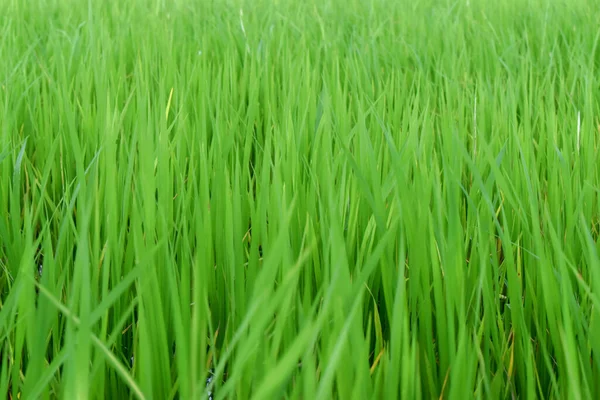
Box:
2;0;600;398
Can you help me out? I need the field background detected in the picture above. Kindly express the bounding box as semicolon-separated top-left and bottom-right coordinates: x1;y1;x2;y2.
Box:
2;0;600;398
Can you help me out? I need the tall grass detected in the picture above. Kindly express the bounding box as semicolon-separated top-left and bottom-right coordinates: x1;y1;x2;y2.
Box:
1;0;600;398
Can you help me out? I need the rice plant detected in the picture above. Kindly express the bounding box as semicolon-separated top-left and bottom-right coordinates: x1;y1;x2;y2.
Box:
1;0;600;398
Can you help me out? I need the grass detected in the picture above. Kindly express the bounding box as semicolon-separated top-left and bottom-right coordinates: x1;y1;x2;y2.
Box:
1;0;600;398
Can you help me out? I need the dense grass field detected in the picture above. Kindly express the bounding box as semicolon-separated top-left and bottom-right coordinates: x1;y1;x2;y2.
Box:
2;0;600;398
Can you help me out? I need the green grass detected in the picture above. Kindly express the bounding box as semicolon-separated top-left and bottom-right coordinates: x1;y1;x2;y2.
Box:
1;0;600;398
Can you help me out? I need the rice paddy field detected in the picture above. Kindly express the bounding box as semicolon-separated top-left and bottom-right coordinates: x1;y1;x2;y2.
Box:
2;0;600;398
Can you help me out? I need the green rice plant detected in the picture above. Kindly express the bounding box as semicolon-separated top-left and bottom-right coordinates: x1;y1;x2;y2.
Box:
1;0;600;398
